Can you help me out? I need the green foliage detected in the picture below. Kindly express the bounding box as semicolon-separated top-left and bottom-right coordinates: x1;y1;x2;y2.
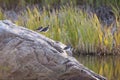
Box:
0;9;5;20
0;0;26;9
0;0;120;54
0;0;120;10
15;6;119;54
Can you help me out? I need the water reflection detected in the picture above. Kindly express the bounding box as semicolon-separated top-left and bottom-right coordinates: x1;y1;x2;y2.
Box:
76;55;120;80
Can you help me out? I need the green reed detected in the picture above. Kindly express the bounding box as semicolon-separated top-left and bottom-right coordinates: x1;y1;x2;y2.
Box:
0;0;120;10
0;3;120;54
15;6;117;54
0;9;5;20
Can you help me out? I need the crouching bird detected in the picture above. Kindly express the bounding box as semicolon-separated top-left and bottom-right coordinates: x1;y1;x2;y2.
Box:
36;25;50;32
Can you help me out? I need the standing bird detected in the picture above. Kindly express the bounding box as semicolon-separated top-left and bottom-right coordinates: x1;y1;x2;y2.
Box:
36;26;43;31
64;45;73;51
37;25;50;32
64;45;73;56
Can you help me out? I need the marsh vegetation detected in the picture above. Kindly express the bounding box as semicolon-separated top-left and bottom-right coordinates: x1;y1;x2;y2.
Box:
0;0;120;79
0;0;120;55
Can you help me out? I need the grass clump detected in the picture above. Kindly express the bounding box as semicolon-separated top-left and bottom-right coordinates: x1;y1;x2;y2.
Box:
0;0;120;10
14;6;120;55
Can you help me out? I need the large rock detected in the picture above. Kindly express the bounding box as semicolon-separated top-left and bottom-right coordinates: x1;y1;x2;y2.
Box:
0;20;106;80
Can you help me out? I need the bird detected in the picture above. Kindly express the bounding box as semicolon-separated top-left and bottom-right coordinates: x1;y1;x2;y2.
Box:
36;26;43;31
64;45;73;56
36;25;50;32
64;45;73;51
41;25;49;32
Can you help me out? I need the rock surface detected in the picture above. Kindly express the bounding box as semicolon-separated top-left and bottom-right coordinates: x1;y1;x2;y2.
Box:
0;20;106;80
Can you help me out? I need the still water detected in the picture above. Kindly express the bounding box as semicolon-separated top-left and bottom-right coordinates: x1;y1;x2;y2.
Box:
76;55;120;80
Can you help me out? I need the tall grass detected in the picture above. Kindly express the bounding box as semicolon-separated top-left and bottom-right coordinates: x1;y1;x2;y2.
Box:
0;9;5;20
14;6;120;55
0;0;120;10
0;1;120;55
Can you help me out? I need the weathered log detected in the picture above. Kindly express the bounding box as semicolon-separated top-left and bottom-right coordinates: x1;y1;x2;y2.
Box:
0;20;106;80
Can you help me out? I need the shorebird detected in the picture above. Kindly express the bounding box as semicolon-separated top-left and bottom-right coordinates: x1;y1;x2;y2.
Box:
36;25;50;32
41;25;49;32
64;45;73;51
64;45;72;50
36;26;43;31
64;45;73;56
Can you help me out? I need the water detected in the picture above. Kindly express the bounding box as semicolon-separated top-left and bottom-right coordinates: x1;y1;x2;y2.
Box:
76;55;120;80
